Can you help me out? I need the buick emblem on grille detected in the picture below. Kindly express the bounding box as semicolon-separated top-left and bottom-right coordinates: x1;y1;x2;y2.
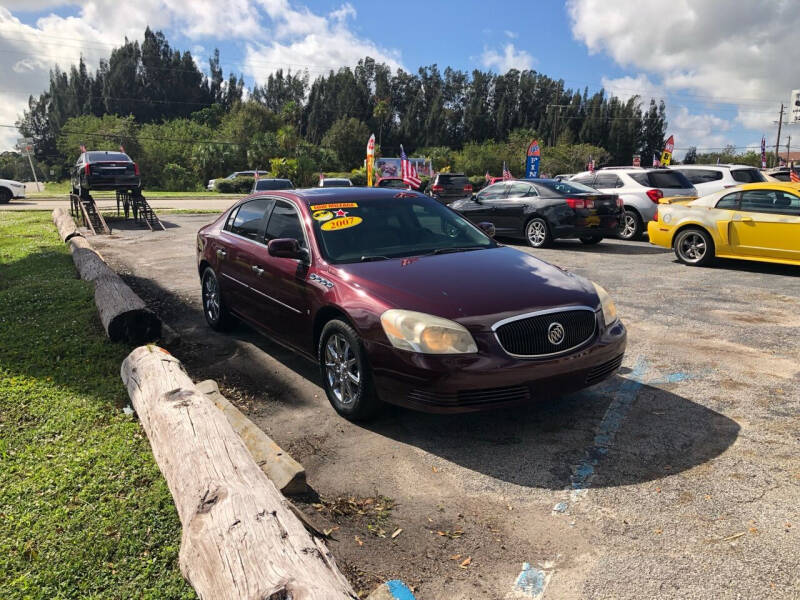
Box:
547;322;565;345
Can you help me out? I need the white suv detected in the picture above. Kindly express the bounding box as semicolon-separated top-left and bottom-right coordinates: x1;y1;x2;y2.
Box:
668;164;765;196
0;178;26;204
570;168;696;240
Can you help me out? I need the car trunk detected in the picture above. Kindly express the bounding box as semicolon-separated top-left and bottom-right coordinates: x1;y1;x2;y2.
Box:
91;161;135;179
646;171;695;196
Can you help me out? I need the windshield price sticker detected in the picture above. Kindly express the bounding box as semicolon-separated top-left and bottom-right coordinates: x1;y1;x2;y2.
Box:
321;216;363;231
310;202;358;211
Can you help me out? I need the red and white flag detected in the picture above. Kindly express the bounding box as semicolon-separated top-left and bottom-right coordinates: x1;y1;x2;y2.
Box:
791;169;800;183
400;146;421;188
79;144;87;153
485;170;491;182
502;161;512;180
254;170;260;180
653;153;660;167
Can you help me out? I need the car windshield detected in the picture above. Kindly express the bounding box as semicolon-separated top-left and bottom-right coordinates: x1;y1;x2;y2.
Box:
310;195;495;264
322;179;351;187
87;151;129;162
378;179;407;189
534;180;598;195
731;168;765;183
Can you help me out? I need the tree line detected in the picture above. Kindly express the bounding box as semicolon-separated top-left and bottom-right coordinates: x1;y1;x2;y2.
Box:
16;28;672;188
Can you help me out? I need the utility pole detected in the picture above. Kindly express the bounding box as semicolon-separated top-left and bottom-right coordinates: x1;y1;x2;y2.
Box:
775;103;784;167
787;135;792;166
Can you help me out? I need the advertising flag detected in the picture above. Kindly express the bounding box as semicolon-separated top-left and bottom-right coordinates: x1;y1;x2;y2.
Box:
485;170;491;182
366;134;376;187
653;153;660;167
660;135;674;166
587;156;595;172
502;161;512;180
400;145;421;188
760;136;767;169
525;139;540;178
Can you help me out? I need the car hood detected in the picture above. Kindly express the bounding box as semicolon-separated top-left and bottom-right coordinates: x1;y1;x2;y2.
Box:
331;246;599;331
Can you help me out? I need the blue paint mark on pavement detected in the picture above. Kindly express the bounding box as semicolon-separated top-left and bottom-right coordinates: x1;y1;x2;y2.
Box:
515;562;550;597
385;580;417;599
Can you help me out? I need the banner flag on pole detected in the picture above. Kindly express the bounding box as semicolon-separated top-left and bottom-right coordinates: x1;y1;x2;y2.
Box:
366;134;375;187
400;145;421;189
525;139;540;178
660;135;674;166
760;136;767;169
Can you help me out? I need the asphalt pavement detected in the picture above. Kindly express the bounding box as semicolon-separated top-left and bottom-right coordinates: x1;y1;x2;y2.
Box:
91;214;799;600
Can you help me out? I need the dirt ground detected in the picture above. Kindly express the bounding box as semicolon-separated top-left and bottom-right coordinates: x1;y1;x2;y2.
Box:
91;214;799;600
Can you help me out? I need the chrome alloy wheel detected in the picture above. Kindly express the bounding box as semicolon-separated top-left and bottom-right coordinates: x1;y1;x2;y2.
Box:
324;333;360;406
677;231;707;263
619;212;638;239
526;219;547;247
202;272;220;323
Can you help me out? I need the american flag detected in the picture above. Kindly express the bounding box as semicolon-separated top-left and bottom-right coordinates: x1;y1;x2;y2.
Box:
400;146;421;188
791;169;800;183
502;161;512;180
485;170;491;182
254;170;260;180
79;144;87;153
653;154;660;167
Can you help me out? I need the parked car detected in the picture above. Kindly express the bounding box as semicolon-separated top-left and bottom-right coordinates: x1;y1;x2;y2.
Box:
428;173;472;204
648;182;800;266
765;167;791;182
570;168;696;241
451;179;622;248
208;170;269;191
553;174;574;182
71;150;141;197
669;164;765;196
0;178;26;204
319;177;353;188
251;178;294;193
376;177;410;189
197;188;626;419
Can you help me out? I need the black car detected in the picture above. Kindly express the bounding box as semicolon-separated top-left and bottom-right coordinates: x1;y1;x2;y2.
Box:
429;173;472;204
451;179;622;248
251;178;295;193
71;151;141;197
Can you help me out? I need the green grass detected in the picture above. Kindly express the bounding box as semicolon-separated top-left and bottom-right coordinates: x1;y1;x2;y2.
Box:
27;181;238;199
0;212;193;599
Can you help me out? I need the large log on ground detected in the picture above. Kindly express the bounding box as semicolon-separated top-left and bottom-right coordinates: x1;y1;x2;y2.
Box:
67;235;115;282
94;274;161;343
121;346;357;600
52;207;81;242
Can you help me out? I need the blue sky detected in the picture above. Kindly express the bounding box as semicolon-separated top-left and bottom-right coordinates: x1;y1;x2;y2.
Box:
1;0;797;157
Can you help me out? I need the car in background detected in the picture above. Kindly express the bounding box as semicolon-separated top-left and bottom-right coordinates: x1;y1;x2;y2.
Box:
0;178;26;204
208;170;269;191
319;177;353;188
669;164;765;196
570;168;696;241
196;188;626;420
554;174;574;182
451;179;622;248
648;182;800;267
71;151;142;197
251;178;294;193
376;177;411;190
765;167;792;182
428;173;472;204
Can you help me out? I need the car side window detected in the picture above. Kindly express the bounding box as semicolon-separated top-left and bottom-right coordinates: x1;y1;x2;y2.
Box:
594;173;620;188
477;183;508;201
740;190;800;215
265;200;307;247
230;199;271;241
715;193;739;209
224;207;239;231
773;191;800;215
508;182;535;197
572;175;594;186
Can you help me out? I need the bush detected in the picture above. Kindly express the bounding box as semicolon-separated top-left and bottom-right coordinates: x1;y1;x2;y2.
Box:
418;175;430;193
469;175;487;192
215;176;254;194
161;163;197;192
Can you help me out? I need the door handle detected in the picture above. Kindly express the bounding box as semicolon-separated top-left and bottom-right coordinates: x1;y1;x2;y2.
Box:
216;248;227;258
251;265;264;276
734;216;753;222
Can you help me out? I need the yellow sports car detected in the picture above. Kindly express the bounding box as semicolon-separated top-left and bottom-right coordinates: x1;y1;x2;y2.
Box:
648;182;800;266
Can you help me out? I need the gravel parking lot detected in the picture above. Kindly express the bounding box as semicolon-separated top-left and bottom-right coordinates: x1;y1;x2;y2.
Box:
92;214;799;599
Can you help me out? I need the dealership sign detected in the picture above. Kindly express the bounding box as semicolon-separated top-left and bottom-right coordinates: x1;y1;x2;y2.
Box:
525;139;540;178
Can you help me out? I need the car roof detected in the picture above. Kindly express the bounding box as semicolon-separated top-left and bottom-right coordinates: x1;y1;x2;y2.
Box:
322;178;351;181
246;187;429;205
671;164;757;170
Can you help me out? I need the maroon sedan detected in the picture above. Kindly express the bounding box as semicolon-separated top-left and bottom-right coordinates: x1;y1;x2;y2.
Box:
197;188;626;420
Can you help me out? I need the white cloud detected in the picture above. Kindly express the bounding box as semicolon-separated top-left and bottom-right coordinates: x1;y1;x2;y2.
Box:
504;30;518;39
244;2;402;84
568;0;799;150
480;43;535;73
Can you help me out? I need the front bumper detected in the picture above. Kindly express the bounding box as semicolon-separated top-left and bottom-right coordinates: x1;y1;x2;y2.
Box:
365;319;627;413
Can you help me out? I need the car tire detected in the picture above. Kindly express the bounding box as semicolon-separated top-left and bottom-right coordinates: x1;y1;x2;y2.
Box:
525;217;552;248
579;235;603;245
618;209;643;241
201;267;235;331
0;189;10;204
319;319;381;421
673;228;715;267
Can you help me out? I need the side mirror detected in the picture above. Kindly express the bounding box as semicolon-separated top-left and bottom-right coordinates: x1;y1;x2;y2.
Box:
478;222;496;237
268;238;308;261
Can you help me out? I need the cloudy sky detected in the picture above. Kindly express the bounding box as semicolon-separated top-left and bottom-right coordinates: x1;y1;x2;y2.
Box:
1;0;798;158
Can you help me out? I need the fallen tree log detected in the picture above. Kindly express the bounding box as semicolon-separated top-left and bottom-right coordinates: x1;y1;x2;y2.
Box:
121;345;357;600
53;211;161;344
52;207;81;242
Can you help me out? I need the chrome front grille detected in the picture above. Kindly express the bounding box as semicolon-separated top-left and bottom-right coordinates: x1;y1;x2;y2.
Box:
493;307;597;357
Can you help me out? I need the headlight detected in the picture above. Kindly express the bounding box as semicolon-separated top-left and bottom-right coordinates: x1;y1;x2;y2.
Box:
380;309;478;354
592;282;618;327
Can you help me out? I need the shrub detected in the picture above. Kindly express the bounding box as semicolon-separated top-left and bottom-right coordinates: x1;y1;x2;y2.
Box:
469;175;487;191
215;176;254;194
161;163;197;192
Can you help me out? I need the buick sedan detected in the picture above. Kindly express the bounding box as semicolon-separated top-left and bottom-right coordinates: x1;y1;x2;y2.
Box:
197;188;626;420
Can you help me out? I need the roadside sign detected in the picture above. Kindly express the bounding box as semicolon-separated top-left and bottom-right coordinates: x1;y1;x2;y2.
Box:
660;135;674;166
633;154;641;167
525;139;540;178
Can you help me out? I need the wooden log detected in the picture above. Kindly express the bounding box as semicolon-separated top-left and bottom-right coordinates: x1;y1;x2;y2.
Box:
68;236;115;282
52;207;82;242
196;379;308;496
94;274;161;344
121;346;357;600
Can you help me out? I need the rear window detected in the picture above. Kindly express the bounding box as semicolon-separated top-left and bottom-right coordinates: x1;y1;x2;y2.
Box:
437;175;468;187
676;169;723;184
731;169;765;183
646;171;693;189
255;179;294;191
87;151;130;162
534;180;598;195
